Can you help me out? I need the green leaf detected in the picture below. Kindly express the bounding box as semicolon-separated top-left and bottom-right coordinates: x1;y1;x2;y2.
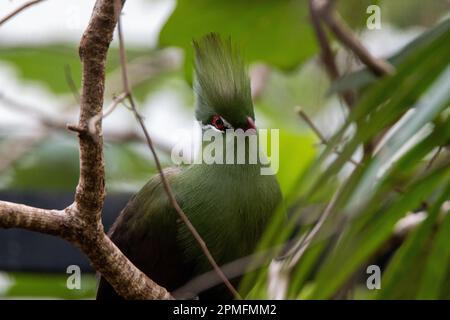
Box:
311;21;450;198
275;130;316;195
159;0;318;78
0;45;81;96
381;0;450;29
308;162;450;299
347;64;450;208
0;45;153;97
7;136;79;190
3;136;156;191
416;200;450;299
4;272;96;299
377;180;450;299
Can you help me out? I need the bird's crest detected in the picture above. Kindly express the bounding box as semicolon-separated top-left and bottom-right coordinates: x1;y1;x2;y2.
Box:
193;33;254;126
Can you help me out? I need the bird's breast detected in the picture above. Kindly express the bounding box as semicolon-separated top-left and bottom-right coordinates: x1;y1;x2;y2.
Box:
174;163;282;274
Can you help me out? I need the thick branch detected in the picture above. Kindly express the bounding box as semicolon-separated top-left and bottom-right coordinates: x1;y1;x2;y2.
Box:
74;0;119;224
77;229;172;299
0;201;69;237
0;0;172;300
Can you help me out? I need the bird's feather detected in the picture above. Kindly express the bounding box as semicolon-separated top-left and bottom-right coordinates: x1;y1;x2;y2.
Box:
193;33;254;128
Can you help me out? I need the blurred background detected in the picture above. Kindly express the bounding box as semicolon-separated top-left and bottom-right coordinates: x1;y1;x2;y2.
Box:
0;0;449;299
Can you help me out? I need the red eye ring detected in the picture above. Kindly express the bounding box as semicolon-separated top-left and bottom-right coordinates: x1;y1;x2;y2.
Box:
211;115;225;130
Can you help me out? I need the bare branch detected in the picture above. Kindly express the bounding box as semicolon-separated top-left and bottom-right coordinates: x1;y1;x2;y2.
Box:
88;92;128;136
308;0;355;107
115;7;241;299
75;0;117;224
0;0;46;26
315;0;395;77
0;0;172;300
75;223;172;300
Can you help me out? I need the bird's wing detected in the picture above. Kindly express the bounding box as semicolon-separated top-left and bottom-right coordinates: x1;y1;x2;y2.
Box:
96;167;193;300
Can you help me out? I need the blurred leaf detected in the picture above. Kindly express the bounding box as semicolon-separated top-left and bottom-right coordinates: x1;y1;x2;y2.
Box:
0;45;81;96
4;272;96;299
4;136;155;191
347;64;450;208
337;0;382;28
416;201;450;299
329;17;450;95
316;21;450;193
160;0;318;78
275;130;316;195
381;0;450;29
377;180;450;299
256;62;330;128
104;143;156;191
244;14;450;299
8;136;79;190
309;162;450;299
0;45;152;97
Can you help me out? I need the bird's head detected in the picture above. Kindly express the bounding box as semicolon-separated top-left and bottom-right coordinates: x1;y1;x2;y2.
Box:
193;33;256;132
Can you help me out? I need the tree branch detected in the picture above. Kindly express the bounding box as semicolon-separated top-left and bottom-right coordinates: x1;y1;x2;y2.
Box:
0;201;69;237
308;0;356;108
315;0;395;77
0;0;172;300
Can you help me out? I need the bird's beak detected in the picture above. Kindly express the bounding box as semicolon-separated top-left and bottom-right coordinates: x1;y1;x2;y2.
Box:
246;117;256;130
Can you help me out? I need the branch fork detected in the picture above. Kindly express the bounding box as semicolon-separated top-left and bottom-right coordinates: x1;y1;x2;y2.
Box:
0;0;171;300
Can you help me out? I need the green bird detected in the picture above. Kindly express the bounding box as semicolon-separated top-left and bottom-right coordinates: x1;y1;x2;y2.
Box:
97;33;282;300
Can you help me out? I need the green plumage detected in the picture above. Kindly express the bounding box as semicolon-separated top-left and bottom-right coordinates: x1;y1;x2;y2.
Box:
97;33;282;300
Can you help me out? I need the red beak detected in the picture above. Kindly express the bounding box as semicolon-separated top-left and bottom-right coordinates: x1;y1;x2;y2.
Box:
246;117;256;130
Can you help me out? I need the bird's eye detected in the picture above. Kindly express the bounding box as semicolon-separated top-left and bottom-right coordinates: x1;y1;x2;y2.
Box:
211;115;225;131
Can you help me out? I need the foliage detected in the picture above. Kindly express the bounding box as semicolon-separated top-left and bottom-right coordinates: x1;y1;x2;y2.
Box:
242;17;450;300
159;0;376;78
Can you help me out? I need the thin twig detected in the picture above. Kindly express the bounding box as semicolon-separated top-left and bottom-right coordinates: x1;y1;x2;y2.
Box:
296;106;360;166
115;8;241;299
88;92;128;136
316;0;395;77
0;0;46;26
